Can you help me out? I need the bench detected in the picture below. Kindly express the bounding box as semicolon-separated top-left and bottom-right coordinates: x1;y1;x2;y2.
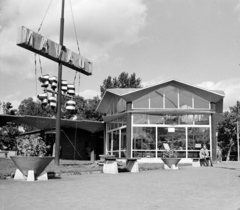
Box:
0;151;8;158
126;158;139;173
192;158;207;167
103;157;118;174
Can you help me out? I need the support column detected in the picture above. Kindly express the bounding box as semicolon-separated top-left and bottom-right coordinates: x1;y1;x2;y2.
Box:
126;102;132;158
103;122;107;155
211;102;217;163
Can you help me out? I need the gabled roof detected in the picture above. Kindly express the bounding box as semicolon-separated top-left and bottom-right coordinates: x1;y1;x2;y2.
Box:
107;88;141;95
97;79;225;113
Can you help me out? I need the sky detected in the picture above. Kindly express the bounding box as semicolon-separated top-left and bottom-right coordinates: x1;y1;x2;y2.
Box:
0;0;240;111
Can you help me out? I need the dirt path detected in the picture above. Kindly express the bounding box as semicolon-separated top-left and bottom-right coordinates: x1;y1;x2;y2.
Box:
1;161;240;210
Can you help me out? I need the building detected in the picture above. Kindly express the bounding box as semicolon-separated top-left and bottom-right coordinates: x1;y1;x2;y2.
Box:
96;79;225;163
0;115;104;160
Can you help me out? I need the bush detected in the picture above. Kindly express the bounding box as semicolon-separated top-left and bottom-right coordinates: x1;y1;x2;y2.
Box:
163;149;178;158
16;134;47;157
0;124;21;151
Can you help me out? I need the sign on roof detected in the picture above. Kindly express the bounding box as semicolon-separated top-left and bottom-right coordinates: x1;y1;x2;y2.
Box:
16;26;92;76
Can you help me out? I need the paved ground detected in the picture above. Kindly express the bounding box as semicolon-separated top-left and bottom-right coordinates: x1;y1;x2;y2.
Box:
1;161;240;210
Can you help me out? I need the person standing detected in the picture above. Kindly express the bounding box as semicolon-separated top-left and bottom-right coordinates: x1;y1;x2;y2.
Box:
199;144;213;166
217;145;222;163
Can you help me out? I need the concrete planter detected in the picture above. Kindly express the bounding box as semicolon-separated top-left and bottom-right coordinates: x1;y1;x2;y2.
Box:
11;156;54;178
161;158;181;169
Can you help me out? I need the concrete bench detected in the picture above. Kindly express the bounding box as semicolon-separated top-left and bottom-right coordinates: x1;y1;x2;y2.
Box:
192;158;206;167
0;151;8;158
126;158;139;173
103;157;118;174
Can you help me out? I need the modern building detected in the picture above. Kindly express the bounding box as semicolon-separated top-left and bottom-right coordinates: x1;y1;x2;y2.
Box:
97;79;225;163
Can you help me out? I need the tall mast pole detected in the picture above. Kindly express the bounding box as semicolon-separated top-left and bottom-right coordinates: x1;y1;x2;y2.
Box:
237;101;240;162
55;0;65;165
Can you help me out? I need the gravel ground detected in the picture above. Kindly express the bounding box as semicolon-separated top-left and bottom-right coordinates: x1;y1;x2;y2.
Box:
1;161;240;210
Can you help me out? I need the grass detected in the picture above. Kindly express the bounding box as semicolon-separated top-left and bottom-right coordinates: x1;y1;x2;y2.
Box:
0;158;191;179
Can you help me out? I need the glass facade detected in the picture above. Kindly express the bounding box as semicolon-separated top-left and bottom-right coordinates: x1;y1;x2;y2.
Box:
105;84;214;160
132;114;211;159
133;85;210;109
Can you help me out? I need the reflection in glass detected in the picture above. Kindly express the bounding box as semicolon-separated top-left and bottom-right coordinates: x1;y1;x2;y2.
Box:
149;115;164;124
150;88;164;108
121;128;126;150
133;95;149;108
157;127;186;151
180;115;193;125
188;127;210;150
165;86;178;108
164;115;179;125
179;89;192;108
195;115;209;125
133;114;148;124
112;130;119;151
132;127;156;150
108;133;112;151
194;95;209;109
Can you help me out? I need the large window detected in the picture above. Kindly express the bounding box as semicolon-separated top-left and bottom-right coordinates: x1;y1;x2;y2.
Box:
194;95;209;109
187;127;210;158
157;127;186;158
107;127;127;158
133;114;209;125
131;114;211;159
179;89;192;109
132;127;156;158
132;85;210;109
133;95;149;108
150;88;164;108
107;96;126;115
165;86;178;108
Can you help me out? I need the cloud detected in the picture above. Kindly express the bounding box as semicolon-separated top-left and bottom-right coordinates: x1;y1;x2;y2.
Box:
0;91;22;109
197;78;240;111
0;0;147;76
142;75;171;87
78;89;100;99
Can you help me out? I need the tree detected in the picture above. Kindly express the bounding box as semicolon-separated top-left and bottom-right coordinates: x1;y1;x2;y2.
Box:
100;72;142;96
17;95;103;127
217;101;240;161
18;97;55;117
0;101;17;115
84;96;102;121
0;124;21;150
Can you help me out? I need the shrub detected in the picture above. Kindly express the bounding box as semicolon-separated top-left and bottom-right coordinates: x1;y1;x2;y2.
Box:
16;135;47;157
163;148;178;158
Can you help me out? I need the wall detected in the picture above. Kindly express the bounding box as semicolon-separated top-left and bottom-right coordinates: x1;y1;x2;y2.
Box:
60;128;104;160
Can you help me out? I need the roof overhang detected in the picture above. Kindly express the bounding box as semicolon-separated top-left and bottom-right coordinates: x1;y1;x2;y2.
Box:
0;115;104;133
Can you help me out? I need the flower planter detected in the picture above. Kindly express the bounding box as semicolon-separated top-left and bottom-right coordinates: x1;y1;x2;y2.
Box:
11;156;54;178
161;158;181;169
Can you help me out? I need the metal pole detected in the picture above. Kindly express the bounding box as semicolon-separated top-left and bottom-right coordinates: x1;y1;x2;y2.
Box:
237;120;239;162
55;0;65;165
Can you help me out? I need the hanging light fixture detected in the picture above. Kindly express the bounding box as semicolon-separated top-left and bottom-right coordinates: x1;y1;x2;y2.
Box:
67;84;75;96
49;94;57;109
49;76;58;91
61;80;68;94
37;92;48;100
40;74;50;88
41;98;49;107
66;100;76;112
